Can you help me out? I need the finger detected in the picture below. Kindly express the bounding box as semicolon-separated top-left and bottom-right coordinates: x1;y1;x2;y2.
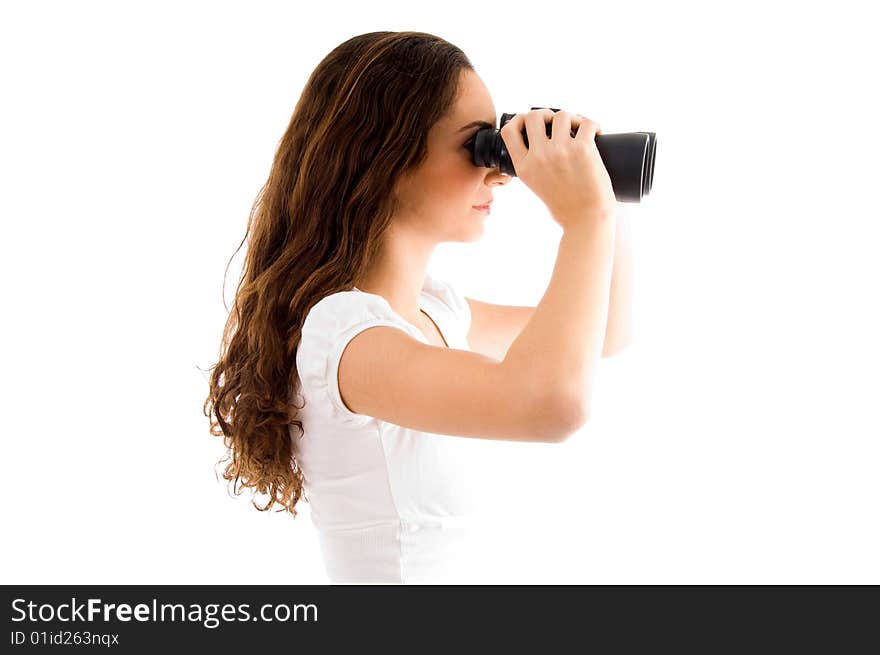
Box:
523;108;556;153
576;113;600;131
567;112;583;138
551;109;573;143
499;113;528;164
574;115;602;142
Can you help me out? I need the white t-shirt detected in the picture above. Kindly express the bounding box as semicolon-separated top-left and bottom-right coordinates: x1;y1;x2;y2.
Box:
292;272;490;583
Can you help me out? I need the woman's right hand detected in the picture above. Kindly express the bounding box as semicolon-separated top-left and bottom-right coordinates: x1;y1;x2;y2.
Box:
500;108;617;230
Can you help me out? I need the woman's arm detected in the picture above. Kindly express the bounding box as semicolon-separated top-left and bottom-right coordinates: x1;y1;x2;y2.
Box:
464;207;635;361
502;214;618;423
602;207;635;356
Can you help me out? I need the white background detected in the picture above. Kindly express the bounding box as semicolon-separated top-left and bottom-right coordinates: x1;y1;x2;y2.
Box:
2;0;877;584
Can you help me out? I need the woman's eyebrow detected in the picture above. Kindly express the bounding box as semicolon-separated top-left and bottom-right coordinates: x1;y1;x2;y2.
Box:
457;119;495;132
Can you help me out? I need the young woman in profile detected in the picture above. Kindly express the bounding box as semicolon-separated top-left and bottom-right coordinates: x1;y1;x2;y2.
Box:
203;30;620;583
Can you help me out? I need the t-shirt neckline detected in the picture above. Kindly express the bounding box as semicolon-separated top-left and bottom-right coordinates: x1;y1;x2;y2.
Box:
350;286;449;349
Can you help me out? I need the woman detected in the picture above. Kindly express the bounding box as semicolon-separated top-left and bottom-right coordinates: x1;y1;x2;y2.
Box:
203;30;618;583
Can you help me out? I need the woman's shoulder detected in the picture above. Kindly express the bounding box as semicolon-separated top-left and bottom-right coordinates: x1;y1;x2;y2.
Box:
302;289;401;334
296;288;418;428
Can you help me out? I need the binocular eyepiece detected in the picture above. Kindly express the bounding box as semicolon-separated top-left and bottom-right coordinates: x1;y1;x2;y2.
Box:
465;107;657;203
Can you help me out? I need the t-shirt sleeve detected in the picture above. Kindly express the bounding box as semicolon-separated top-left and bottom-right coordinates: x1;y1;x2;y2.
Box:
296;291;418;428
422;274;472;335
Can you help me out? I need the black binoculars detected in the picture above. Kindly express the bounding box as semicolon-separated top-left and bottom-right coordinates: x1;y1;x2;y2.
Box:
465;107;657;203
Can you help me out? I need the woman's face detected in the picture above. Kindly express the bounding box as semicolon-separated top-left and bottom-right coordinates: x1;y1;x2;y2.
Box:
391;69;511;241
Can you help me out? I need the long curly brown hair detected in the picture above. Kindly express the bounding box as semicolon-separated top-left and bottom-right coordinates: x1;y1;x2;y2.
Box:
202;31;474;516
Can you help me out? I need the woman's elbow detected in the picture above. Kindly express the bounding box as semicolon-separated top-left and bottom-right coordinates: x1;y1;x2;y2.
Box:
541;392;589;443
